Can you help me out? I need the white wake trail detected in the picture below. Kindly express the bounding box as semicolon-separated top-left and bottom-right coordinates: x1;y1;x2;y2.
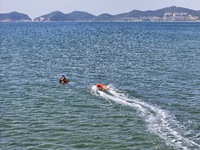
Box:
91;85;200;150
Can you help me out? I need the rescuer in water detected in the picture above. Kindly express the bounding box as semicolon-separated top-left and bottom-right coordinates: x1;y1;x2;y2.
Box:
59;75;69;84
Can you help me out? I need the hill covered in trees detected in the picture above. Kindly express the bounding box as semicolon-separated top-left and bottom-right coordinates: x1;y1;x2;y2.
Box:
1;6;200;22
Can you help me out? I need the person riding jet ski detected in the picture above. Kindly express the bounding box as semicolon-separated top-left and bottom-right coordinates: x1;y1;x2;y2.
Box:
96;83;108;91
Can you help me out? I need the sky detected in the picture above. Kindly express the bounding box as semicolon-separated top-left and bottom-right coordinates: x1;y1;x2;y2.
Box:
0;0;200;19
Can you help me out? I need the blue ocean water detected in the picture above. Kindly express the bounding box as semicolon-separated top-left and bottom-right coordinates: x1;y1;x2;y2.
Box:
0;22;200;150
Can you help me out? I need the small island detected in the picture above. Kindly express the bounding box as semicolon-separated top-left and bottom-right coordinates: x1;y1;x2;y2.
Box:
0;12;31;22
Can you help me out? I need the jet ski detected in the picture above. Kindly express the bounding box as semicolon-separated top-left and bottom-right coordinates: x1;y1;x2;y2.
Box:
96;84;109;91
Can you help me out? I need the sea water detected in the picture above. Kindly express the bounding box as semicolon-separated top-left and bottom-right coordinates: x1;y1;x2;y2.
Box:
0;22;200;149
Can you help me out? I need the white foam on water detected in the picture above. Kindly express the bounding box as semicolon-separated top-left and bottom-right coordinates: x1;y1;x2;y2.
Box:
91;85;200;149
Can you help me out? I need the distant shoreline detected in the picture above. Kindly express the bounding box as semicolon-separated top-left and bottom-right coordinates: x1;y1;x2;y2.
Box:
0;20;200;23
1;6;200;22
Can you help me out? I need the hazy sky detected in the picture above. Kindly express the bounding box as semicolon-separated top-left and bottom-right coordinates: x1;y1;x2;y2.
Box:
0;0;200;19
